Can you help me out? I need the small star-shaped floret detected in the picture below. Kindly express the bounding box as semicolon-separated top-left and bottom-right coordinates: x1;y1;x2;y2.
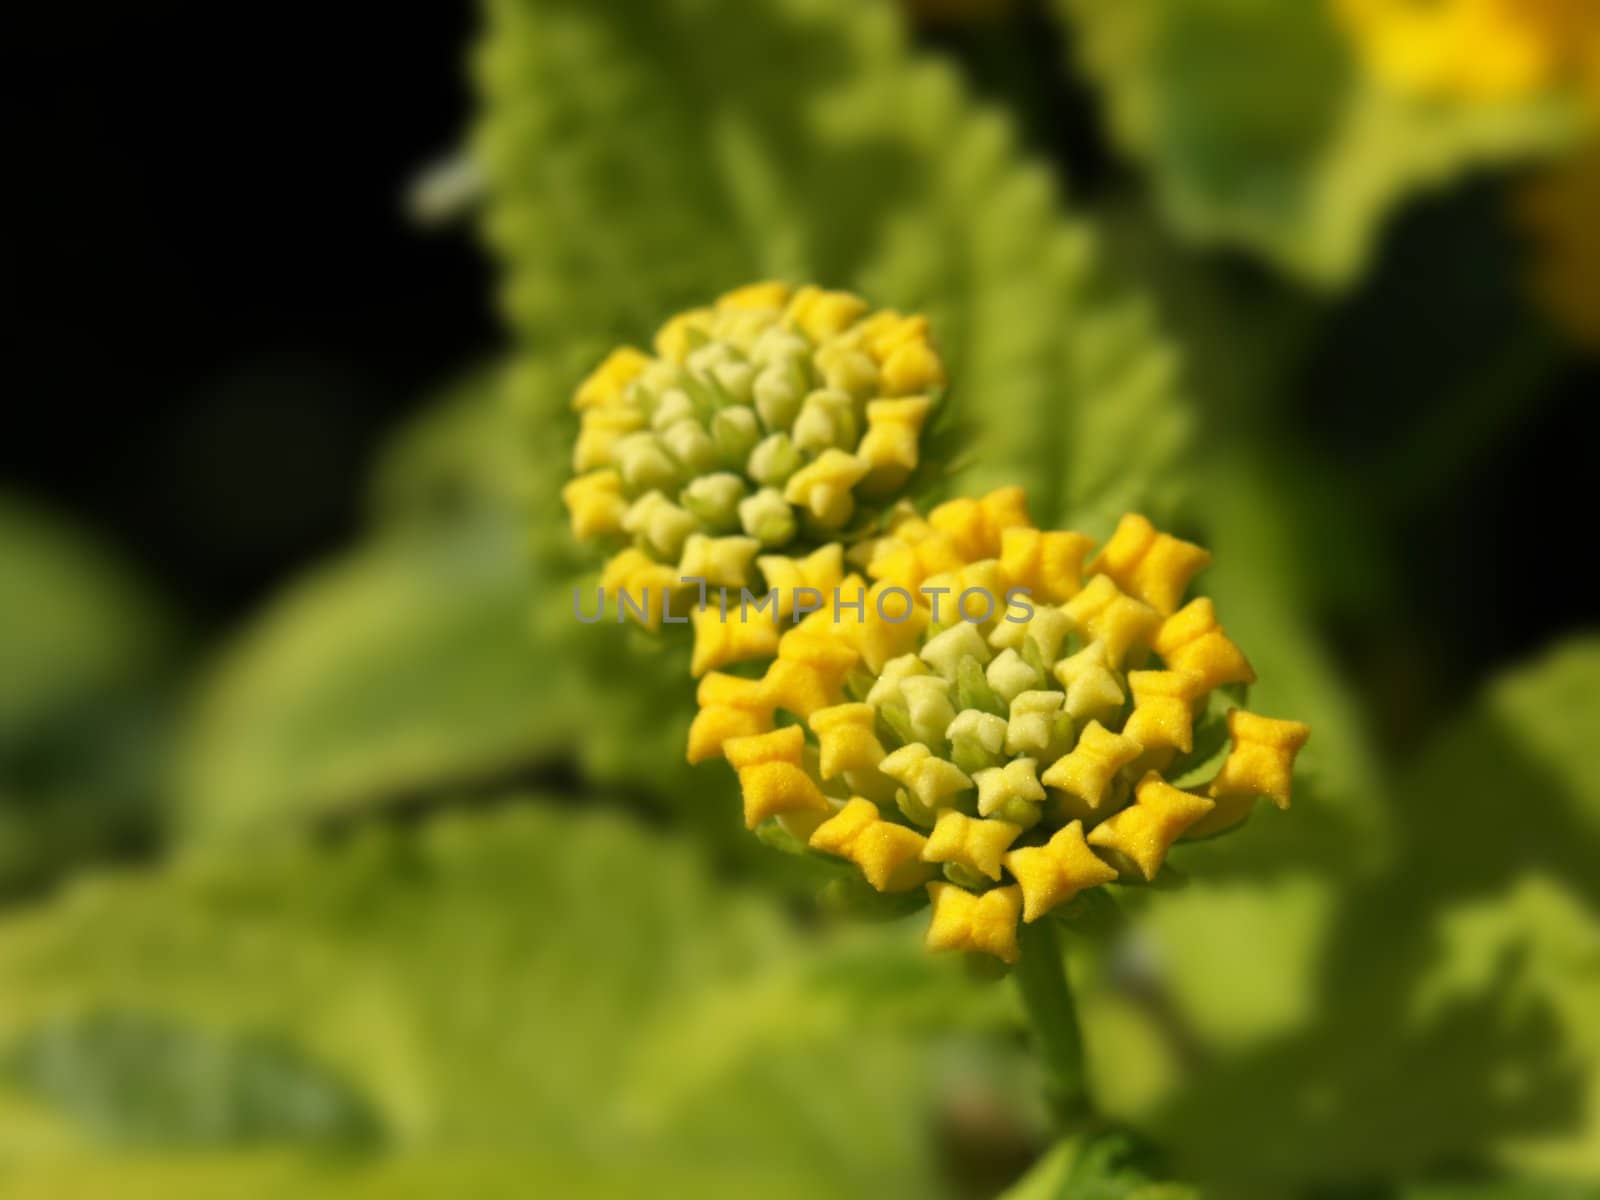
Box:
573;405;647;473
1122;669;1205;754
1051;640;1126;725
923;809;1023;880
857;396;933;496
1209;710;1311;808
999;527;1096;604
686;673;775;764
689;601;782;678
562;470;628;540
679;534;761;590
866;653;930;708
723;726;832;831
1061;575;1160;667
1006;690;1066;757
601;549;683;632
1040;721;1141;811
756;544;844;619
1152;598;1256;692
782;449;870;528
901;675;958;745
809;797;933;892
573;346;651;411
973;758;1046;819
986;649;1043;703
1088;772;1215;881
924;883;1023;963
1089;513;1212;615
852;582;930;672
920;621;991;680
763;629;861;717
1003;821;1119;922
878;744;972;811
808;702;887;779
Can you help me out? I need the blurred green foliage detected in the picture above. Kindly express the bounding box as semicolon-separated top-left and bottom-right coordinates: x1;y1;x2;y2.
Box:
0;497;178;896
1057;0;1580;286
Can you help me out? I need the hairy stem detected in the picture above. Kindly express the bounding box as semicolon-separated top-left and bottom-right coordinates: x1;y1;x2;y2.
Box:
1014;918;1093;1128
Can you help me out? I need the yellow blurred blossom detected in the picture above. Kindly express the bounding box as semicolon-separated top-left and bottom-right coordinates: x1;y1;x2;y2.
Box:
563;282;948;631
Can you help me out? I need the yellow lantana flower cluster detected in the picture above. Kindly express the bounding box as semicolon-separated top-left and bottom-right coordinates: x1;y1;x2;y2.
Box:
690;490;1311;964
562;281;945;630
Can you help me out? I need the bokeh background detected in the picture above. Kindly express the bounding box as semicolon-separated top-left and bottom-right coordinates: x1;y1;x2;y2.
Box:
5;0;1598;1196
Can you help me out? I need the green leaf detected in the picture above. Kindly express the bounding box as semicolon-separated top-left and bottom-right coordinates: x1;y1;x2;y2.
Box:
0;495;179;895
174;515;558;842
6;1012;382;1149
475;0;1194;538
1056;0;1580;287
1133;638;1600;1193
365;365;527;528
0;802;1011;1197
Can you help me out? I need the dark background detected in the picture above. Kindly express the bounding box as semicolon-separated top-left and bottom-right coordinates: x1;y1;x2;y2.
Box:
7;2;1595;746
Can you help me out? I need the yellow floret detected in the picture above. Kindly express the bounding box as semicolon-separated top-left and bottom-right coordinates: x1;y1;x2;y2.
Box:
601;549;682;632
928;486;1032;561
686;673;776;764
1152;598;1257;692
1209;710;1312;809
756;543;845;619
878;743;973;812
973;757;1046;819
851;581;930;673
1089;513;1212;616
881;336;947;396
1088;772;1215;881
723;726;832;831
1122;669;1205;754
679;534;761;590
789;288;870;341
572;406;647;473
856;396;933;496
1040;720;1141;814
922;809;1023;880
1062;575;1161;667
1003;821;1119;922
809;797;934;892
1051;640;1127;725
782;449;870;528
1000;527;1096;604
808;702;888;779
763;629;862;717
924;882;1023;964
573;347;651;412
689;601;782;678
654;307;715;362
562;470;628;541
717;280;792;312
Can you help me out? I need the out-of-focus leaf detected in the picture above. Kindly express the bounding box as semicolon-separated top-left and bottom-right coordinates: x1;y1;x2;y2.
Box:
1136;637;1600;1194
0;496;178;895
475;0;1194;541
366;366;525;527
173;515;558;842
0;802;1010;1197
1057;0;1579;287
6;1013;383;1149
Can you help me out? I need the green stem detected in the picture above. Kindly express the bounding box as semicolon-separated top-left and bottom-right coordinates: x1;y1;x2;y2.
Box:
1014;918;1093;1129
